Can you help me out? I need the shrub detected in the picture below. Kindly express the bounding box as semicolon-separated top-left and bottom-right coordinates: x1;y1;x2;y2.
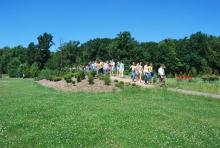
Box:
88;73;94;85
90;70;97;77
189;67;197;77
30;62;39;78
65;78;72;83
7;58;21;77
36;69;53;80
115;81;124;89
79;71;86;80
104;74;111;85
76;76;81;82
131;83;136;87
18;63;30;78
201;75;219;82
119;81;124;85
114;79;119;83
64;73;73;83
53;76;62;81
74;70;85;82
98;73;103;80
72;80;76;85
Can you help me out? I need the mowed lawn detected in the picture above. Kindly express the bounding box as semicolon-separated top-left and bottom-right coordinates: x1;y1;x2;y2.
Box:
0;78;220;147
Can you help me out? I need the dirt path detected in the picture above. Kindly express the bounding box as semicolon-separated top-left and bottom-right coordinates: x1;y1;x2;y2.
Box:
168;88;220;99
110;76;154;88
110;76;220;99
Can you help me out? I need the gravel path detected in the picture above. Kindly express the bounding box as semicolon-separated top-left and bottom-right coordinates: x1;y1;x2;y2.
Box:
111;76;220;99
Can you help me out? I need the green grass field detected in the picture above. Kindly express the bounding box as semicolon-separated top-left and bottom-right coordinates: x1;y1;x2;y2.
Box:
166;78;220;95
1;78;220;147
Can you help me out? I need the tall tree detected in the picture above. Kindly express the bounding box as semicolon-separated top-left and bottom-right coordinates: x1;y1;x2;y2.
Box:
36;32;54;69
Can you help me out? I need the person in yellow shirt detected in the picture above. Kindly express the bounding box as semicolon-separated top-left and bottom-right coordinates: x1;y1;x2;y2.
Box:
147;63;153;84
97;61;103;74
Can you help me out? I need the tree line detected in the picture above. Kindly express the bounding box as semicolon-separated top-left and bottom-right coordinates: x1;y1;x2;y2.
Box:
0;31;220;78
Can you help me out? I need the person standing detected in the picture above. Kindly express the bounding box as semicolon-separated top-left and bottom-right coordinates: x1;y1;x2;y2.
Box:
119;61;124;78
103;61;108;75
111;60;115;76
144;63;149;84
158;64;166;86
116;62;120;76
138;62;143;83
130;62;136;82
148;63;153;84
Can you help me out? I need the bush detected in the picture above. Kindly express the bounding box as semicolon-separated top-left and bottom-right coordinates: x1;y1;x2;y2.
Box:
7;58;21;77
88;73;94;85
119;81;124;85
53;76;62;81
98;73;103;80
76;76;81;82
131;83;136;87
201;75;219;82
65;78;72;83
72;80;76;85
189;67;197;77
30;63;39;78
104;74;111;85
114;79;119;83
37;69;54;80
115;81;124;89
90;70;96;77
64;73;73;83
74;70;85;82
18;63;30;78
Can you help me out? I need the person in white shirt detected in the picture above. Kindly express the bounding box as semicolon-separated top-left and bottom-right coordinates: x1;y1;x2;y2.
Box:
158;64;166;86
111;60;115;75
103;61;108;75
116;62;120;76
119;62;124;78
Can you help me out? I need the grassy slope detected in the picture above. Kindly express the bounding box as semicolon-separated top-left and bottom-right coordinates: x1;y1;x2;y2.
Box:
0;78;220;147
166;78;220;95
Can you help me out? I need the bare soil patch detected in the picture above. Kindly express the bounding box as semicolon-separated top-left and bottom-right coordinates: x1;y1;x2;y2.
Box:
37;78;118;92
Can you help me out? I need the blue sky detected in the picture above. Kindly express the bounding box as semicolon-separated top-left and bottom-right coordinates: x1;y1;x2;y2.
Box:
0;0;220;50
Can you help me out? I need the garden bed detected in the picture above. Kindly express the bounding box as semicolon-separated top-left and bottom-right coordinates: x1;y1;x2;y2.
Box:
37;78;118;92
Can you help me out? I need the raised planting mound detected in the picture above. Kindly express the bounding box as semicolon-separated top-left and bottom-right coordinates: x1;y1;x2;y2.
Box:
37;78;118;92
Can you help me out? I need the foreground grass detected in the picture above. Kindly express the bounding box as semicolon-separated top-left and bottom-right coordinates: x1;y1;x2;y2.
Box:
166;78;220;95
0;78;220;147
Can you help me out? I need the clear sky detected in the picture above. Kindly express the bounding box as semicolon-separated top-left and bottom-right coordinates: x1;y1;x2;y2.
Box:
0;0;220;50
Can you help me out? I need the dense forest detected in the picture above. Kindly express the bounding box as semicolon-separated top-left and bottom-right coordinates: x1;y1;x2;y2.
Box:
0;31;220;78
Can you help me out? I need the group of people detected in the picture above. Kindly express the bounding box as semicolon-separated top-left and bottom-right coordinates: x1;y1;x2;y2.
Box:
130;62;166;85
85;60;166;85
130;62;153;84
86;60;125;77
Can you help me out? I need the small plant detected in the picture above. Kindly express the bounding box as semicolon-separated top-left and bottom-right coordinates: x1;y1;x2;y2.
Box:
88;73;94;85
53;76;62;82
119;81;124;85
76;76;81;82
104;74;111;85
131;83;136;87
114;79;119;83
64;73;72;83
72;80;76;85
115;81;124;89
90;70;97;77
98;73;103;80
